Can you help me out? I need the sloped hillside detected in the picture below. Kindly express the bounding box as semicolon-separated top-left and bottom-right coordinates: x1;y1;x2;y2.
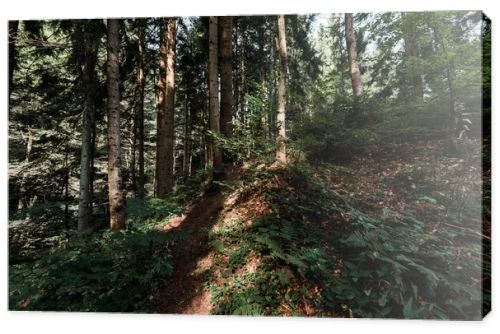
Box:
153;140;487;319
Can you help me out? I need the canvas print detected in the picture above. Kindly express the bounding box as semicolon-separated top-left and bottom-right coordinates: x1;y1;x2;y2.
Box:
8;11;491;319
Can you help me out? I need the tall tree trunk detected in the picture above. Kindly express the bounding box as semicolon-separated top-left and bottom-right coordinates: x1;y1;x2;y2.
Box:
78;90;92;230
345;14;363;100
202;95;208;169
156;21;167;196
276;15;287;163
165;18;177;191
269;34;277;139
402;13;424;99
8;20;19;101
239;30;246;123
106;19;126;231
78;26;99;231
445;65;456;133
431;25;457;144
64;145;70;228
153;49;160;196
183;37;194;178
183;91;192;178
129;128;137;195
156;18;176;198
259;23;267;138
437;35;456;136
233;45;240;125
136;20;146;199
9;20;26;212
220;16;233;140
18;130;34;209
90;117;96;213
209;16;222;170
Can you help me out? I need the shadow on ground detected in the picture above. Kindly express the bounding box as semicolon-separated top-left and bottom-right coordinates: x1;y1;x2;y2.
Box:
152;185;226;314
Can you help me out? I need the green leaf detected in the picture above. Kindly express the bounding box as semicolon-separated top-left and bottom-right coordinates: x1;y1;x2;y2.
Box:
403;297;414;318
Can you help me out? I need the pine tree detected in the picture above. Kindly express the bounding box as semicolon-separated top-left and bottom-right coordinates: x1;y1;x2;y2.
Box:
106;19;126;231
208;16;222;170
401;13;424;99
276;15;287;163
8;20;19;98
78;22;100;231
156;18;177;197
136;19;146;199
219;16;233;141
345;14;363;104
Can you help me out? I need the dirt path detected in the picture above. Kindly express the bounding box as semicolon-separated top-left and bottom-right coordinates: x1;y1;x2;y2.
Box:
152;183;229;314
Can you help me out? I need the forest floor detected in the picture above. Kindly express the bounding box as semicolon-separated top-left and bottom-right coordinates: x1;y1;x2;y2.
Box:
152;190;224;314
153;167;240;314
152;139;486;316
8;139;487;317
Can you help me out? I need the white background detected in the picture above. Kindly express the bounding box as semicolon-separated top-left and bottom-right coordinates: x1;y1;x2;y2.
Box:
0;0;498;333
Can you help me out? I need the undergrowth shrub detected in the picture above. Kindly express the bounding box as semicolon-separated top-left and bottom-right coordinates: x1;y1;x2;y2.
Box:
172;168;211;203
216;128;276;164
9;202;70;264
295;98;454;163
9;198;184;312
326;207;483;319
295;110;379;162
208;161;484;319
208;163;344;316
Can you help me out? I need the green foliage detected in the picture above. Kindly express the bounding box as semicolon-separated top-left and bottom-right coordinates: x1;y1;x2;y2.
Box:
217;123;276;165
301;125;379;162
9;199;184;312
9;202;70;264
295;97;454;163
8;12;486;318
209;271;280;316
11;201;66;222
10;230;174;312
127;197;184;222
208;163;343;316
208;161;484;319
326;206;483;319
172;168;211;203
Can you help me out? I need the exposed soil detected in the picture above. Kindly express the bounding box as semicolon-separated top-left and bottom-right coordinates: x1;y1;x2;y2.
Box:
152;188;225;314
153;168;240;314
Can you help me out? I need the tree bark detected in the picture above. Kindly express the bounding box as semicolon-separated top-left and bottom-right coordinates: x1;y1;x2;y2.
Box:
259;23;267;138
183;91;192;178
8;20;19;99
136;20;146;199
165;18;177;191
155;21;166;196
18;130;34;209
269;33;277;139
106;19;126;231
209;16;222;170
90;115;96;213
64;146;70;228
78;25;99;231
276;15;287;163
431;25;457;140
239;30;246;123
156;18;176;198
202;93;209;169
445;63;457;138
220;16;233;140
129;126;137;195
402;13;424;99
345;14;363;99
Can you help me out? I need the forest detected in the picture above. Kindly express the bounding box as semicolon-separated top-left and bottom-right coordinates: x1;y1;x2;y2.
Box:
8;11;490;319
